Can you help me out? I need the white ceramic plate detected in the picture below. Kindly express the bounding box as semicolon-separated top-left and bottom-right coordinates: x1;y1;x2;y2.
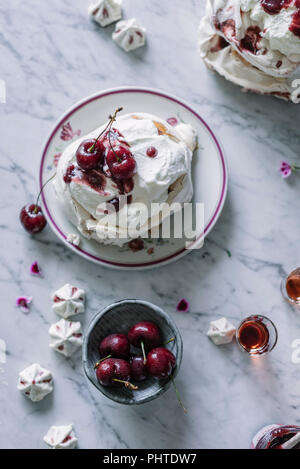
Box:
40;87;227;270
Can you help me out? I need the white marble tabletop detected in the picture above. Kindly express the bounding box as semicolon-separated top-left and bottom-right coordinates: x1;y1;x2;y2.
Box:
1;0;300;450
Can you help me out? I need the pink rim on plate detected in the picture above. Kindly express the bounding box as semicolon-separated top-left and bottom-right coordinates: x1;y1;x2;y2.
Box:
40;87;228;269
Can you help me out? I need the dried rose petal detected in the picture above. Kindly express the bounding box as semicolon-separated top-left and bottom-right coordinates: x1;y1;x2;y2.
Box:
16;296;32;313
53;153;62;168
279;161;292;179
60;122;81;141
176;298;190;312
30;261;43;277
167;117;178;127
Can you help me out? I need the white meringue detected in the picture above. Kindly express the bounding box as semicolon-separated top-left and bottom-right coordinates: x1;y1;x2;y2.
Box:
207;317;236;345
43;424;78;449
49;319;83;357
198;11;297;101
54;112;196;247
52;283;85;319
208;0;300;78
66;233;81;247
88;0;122;27
113;18;146;52
17;363;53;402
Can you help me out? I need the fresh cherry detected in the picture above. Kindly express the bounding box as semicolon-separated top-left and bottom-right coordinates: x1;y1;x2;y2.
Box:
147;347;176;379
20;204;47;234
129;355;148;382
96;358;138;390
128;321;161;364
76;138;105;170
147;347;186;413
106;146;136;180
99;333;130;359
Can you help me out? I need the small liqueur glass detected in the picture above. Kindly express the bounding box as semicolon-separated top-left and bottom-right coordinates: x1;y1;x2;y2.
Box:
281;268;300;307
251;424;300;449
236;315;278;357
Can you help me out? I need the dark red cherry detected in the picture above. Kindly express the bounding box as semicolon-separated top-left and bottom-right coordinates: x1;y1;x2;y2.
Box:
106;147;136;180
96;358;137;390
99;333;130;359
147;347;176;379
129;356;148;382
128;321;161;365
76;138;105;170
146;146;158;158
128;321;161;350
20;204;47;234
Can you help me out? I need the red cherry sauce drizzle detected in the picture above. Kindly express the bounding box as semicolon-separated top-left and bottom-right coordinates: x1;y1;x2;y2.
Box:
260;0;292;15
240;26;262;54
128;238;145;252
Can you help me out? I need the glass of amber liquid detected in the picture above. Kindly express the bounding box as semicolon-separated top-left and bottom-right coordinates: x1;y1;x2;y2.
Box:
281;268;300;306
236;315;278;356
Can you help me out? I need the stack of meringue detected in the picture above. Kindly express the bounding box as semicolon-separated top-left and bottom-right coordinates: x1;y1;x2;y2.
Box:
54;112;197;247
50;283;85;358
198;0;300;102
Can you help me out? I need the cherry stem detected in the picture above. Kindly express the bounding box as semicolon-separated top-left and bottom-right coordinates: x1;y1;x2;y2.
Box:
171;377;187;414
113;379;138;390
94;355;112;369
88;107;123;153
35;173;56;213
164;337;175;346
141;340;147;365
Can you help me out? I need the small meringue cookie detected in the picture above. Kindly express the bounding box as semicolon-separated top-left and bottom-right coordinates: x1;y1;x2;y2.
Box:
43;424;78;449
49;319;83;358
207;317;236;345
66;233;81;247
88;0;122;27
52;283;85;319
113;18;146;52
17;363;53;402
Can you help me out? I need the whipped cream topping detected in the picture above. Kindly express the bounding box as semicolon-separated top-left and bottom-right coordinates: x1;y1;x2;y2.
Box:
52;284;85;318
44;424;78;449
198;9;297;101
207;317;236;345
49;319;83;357
88;0;122;27
209;0;300;77
66;233;81;247
54;112;197;247
17;363;53;402
112;18;146;51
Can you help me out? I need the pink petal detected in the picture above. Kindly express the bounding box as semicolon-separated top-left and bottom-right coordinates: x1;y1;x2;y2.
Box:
30;261;43;277
53;153;62;168
167;117;178;127
16;296;32;313
176;298;190;312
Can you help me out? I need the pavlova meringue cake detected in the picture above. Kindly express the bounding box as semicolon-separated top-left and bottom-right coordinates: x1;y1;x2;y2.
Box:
198;0;300;101
54;110;197;247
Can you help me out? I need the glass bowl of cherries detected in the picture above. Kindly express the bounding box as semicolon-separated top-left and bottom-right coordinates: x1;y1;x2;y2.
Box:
83;300;184;408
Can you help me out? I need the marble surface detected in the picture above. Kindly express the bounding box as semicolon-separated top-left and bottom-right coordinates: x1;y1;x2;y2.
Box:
1;0;300;450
